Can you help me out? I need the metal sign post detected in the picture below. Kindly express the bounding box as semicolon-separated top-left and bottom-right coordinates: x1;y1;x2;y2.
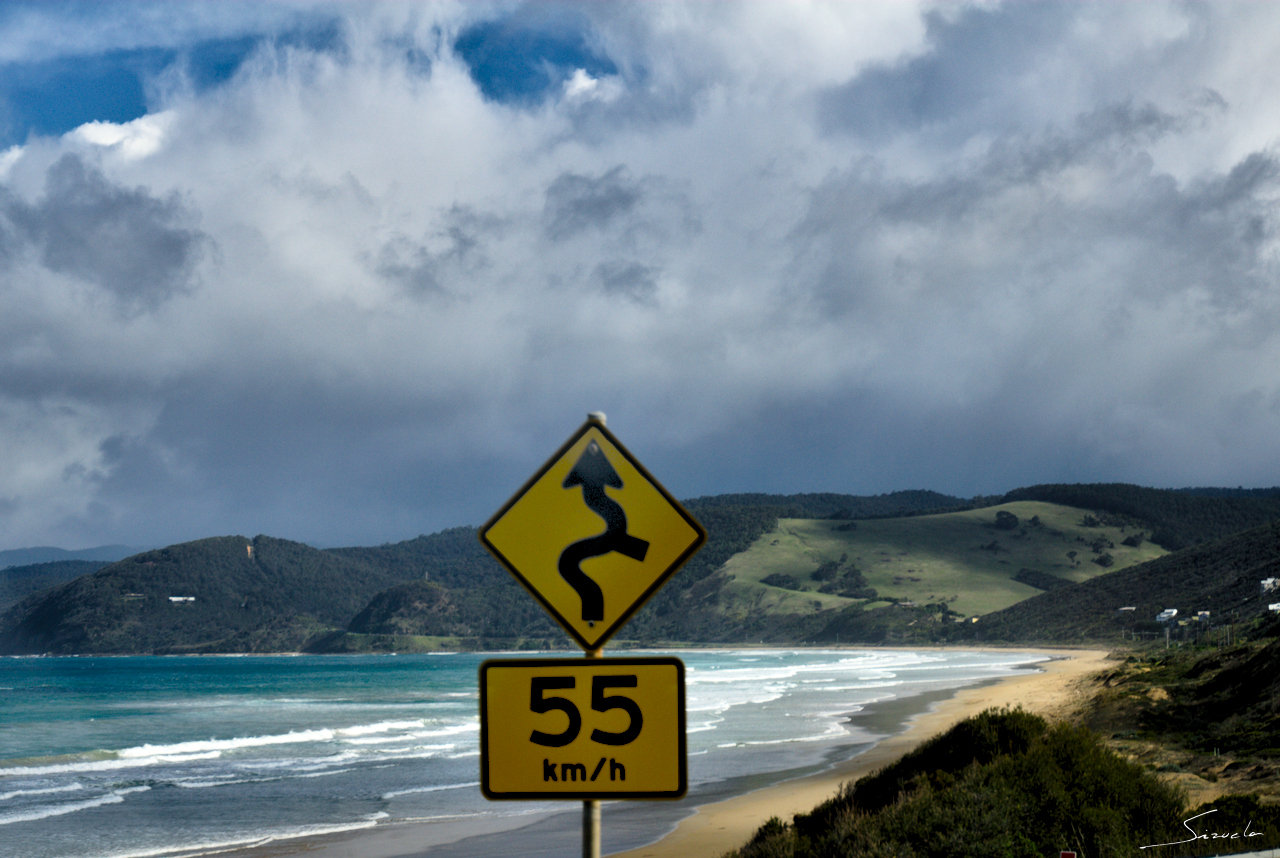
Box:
477;413;704;858
585;646;600;858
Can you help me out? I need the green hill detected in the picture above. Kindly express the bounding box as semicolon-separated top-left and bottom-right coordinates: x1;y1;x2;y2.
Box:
3;484;1279;654
682;490;966;519
0;536;412;654
328;504;789;650
0;560;106;613
1001;484;1280;550
713;501;1165;619
970;519;1280;644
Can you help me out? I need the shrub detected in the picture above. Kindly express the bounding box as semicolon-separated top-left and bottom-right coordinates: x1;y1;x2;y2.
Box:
727;708;1186;858
994;511;1020;530
812;562;840;582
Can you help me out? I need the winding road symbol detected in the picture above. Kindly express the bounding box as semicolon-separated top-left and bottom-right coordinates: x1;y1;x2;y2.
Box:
559;441;650;624
478;417;706;651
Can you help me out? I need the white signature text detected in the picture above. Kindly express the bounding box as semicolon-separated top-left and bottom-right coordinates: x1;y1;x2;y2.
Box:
1140;809;1265;850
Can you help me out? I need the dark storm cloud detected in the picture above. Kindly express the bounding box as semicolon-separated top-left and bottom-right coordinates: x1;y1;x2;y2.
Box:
372;206;494;298
593;260;657;304
791;95;1280;325
2;154;203;311
818;3;1076;141
543;165;643;240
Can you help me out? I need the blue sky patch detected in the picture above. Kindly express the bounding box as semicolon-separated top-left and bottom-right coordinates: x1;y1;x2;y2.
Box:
454;10;617;105
0;22;344;147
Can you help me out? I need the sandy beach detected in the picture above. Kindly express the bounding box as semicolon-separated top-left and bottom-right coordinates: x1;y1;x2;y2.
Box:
610;646;1113;858
223;646;1112;858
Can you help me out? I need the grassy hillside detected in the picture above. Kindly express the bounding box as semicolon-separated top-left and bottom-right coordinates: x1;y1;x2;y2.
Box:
974;519;1280;643
1003;484;1280;550
327;505;788;650
709;501;1165;622
682;490;966;519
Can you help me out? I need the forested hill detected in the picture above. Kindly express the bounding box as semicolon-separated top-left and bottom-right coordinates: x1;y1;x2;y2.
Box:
0;491;964;655
335;504;787;645
1001;484;1280;550
3;485;1280;654
973;518;1280;642
0;560;107;613
682;490;966;519
0;536;416;654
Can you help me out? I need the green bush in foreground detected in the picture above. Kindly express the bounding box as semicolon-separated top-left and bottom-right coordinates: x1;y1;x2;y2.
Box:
724;708;1187;858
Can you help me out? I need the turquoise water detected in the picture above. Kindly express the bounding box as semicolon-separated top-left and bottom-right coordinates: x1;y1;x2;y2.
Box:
0;649;1043;858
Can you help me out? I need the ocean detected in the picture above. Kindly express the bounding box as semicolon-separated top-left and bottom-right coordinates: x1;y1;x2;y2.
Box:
0;649;1045;858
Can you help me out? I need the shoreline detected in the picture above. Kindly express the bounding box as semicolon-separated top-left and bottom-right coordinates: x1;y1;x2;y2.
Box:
610;646;1113;858
219;646;1114;858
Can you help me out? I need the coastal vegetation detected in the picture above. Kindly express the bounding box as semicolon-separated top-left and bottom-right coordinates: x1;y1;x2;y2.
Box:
723;704;1280;858
722;708;1189;858
723;616;1280;858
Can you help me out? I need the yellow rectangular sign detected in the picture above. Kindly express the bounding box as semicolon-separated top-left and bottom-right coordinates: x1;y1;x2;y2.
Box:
479;657;686;799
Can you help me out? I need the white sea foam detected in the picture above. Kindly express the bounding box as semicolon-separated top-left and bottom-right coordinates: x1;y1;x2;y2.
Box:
0;786;149;826
336;719;425;737
97;817;384;858
714;719;848;748
340;734;413;746
0;783;84;801
117;728;337;758
382;780;479;799
0;751;222;777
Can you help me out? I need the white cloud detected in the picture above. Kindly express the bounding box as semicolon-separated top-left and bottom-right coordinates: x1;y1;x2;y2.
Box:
2;1;1280;549
71;112;176;160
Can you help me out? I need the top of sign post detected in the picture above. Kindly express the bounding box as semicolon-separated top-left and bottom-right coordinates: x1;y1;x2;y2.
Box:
479;416;706;652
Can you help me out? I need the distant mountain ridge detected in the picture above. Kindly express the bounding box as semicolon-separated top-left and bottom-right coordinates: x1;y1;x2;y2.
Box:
2;484;1280;654
0;545;143;569
0;560;108;613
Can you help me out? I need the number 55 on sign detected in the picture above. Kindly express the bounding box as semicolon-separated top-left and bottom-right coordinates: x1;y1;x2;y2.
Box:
479;657;686;799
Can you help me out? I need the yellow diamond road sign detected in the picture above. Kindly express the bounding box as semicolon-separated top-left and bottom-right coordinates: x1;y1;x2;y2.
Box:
479;418;706;651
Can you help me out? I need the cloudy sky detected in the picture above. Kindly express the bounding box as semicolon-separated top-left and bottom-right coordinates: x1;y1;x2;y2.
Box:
1;1;1279;551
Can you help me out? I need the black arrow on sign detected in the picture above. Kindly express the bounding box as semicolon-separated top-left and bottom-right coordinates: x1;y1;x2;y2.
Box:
558;441;650;624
